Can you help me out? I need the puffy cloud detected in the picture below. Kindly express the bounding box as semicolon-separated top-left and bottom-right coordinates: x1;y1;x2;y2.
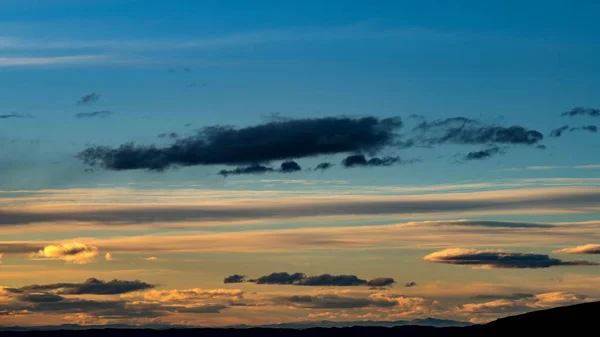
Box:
20;278;155;295
76;92;101;105
423;248;599;269
251;272;306;285
562;107;600;117
296;274;368;286
554;244;600;254
78;116;403;171
405;281;417;288
223;274;246;284
33;242;99;264
313;162;333;171
241;273;394;287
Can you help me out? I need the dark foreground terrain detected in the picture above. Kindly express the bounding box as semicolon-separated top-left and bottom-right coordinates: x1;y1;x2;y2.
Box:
3;301;598;336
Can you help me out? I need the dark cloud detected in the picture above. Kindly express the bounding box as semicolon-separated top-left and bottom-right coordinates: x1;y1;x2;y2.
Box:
424;249;599;269
439;220;554;229
17;293;65;303
223;274;246;284
341;154;402;168
413;117;543;146
569;125;598;133
313;162;333;171
279;160;302;173
464;146;503;161
76;92;101;106
550;125;569;138
78;116;403;171
296;274;367;286
276;294;397;309
243;273;394;287
367;278;395;287
158;132;179;139
75;110;113;119
219;164;274;177
0;113;34;119
471;293;534;300
20;278;155;295
405;281;417;287
251;272;306;285
562;107;600;117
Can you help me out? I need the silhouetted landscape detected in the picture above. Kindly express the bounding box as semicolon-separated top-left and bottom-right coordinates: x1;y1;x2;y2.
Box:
1;301;597;336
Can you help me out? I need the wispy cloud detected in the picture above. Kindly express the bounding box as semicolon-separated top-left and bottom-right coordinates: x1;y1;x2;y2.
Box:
0;55;109;67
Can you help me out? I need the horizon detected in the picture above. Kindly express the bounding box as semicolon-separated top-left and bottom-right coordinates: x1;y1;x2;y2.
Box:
1;0;599;328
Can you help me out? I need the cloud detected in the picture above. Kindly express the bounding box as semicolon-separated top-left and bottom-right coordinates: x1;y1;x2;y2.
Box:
458;292;594;314
20;278;155;295
243;273;395;287
76;92;101;106
550;125;569;138
0;253;2;264
313;162;333;171
0;113;34;119
405;281;417;287
551;125;597;137
158;132;179;139
554;244;600;254
296;274;368;286
223;274;246;284
219;164;274;177
251;272;306;285
104;253;113;261
279;160;302;173
0;55;108;67
275;294;397;309
341;154;402;168
124;288;243;302
32;242;99;264
471;293;534;300
144;256;159;261
367;278;395;287
413;117;543;146
3;187;598;227
424;248;598;269
464;146;503;160
77;116;403;171
562;107;600;117
75;110;113;119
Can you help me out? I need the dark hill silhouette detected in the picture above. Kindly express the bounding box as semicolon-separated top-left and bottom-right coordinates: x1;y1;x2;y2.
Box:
1;301;598;336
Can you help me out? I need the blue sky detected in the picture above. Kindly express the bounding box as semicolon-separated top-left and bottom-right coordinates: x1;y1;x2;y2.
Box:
0;0;600;327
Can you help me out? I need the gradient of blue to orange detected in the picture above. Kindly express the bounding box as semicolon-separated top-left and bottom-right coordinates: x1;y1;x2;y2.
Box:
0;0;599;328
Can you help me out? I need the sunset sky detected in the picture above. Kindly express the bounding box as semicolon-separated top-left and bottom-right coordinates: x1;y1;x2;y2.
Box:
1;0;600;327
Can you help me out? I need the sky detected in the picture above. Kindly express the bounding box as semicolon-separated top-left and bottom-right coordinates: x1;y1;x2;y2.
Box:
1;0;600;327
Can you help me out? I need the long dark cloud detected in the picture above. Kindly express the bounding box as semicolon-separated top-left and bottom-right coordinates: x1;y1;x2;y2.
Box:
471;293;534;300
219;161;302;176
275;294;397;309
223;274;246;283
341;154;402;168
20;278;155;295
562;107;600;117
2;188;599;226
77;116;403;171
76;92;101;106
234;272;393;287
75;110;113;119
464;146;503;160
424;248;599;269
413;117;543;146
